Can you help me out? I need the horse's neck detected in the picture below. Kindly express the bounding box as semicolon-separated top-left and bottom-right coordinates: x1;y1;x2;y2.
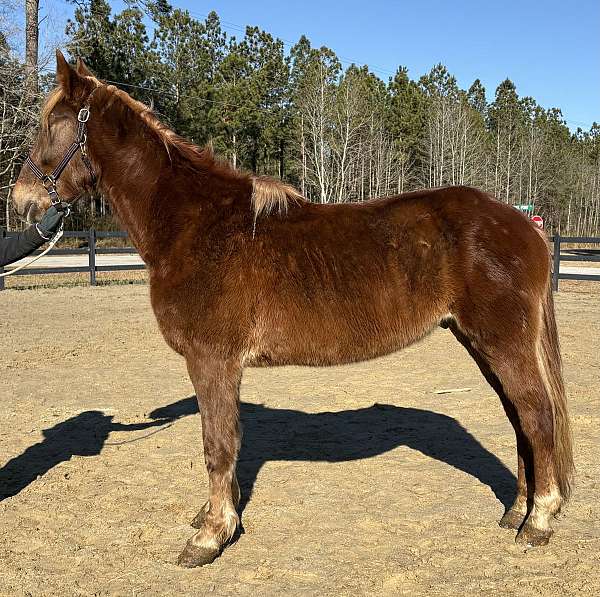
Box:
93;138;184;266
89;118;253;267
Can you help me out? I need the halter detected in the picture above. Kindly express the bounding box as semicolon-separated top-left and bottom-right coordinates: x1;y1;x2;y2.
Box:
25;93;97;210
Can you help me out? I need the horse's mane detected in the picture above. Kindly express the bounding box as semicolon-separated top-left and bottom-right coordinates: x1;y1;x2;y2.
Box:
42;76;305;218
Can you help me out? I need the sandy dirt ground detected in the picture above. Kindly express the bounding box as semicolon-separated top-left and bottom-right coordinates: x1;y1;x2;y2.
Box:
0;283;598;596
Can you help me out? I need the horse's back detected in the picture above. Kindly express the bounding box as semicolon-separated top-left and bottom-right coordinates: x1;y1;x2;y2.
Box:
242;186;550;367
244;188;461;366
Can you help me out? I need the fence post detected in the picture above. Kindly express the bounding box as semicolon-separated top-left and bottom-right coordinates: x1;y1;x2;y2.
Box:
89;228;97;286
0;230;5;291
552;234;561;292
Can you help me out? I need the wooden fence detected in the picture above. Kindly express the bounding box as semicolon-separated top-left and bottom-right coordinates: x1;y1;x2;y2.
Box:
0;230;599;291
551;235;600;291
0;229;144;290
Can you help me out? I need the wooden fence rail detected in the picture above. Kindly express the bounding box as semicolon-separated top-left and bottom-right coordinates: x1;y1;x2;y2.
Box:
0;230;599;291
0;229;144;290
551;235;600;291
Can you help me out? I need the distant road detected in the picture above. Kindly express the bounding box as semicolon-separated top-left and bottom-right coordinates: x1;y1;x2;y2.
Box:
6;253;144;270
6;254;600;278
559;266;600;277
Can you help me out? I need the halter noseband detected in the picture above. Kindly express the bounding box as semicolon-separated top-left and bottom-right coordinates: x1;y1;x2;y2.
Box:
25;92;98;210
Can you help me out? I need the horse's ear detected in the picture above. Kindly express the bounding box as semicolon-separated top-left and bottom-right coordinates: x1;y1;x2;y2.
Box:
76;57;94;78
56;49;86;99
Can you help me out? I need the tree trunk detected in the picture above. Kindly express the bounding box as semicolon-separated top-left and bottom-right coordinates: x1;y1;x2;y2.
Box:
25;0;39;96
232;132;237;170
278;138;284;179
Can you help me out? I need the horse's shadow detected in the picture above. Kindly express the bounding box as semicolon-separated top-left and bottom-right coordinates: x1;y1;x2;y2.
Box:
0;412;170;500
0;398;516;511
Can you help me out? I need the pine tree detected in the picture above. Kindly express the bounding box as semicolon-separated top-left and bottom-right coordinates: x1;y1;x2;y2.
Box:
387;66;427;172
66;0;157;104
467;79;487;116
489;79;524;201
214;26;289;174
150;8;224;142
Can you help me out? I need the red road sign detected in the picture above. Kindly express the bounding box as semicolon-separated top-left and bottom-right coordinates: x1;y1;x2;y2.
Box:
531;215;544;229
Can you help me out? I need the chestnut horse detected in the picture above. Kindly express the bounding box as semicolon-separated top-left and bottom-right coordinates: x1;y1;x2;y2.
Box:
12;52;573;567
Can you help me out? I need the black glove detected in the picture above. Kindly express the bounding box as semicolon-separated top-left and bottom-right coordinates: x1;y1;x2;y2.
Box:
36;203;69;240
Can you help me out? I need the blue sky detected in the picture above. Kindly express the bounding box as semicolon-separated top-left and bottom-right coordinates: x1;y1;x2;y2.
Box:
50;0;599;130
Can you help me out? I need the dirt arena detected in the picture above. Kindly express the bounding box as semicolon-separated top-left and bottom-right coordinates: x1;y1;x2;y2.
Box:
0;283;598;596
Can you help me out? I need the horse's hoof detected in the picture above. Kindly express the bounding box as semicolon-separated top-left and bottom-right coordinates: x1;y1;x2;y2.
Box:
190;510;206;529
515;524;552;547
499;509;526;530
177;542;221;568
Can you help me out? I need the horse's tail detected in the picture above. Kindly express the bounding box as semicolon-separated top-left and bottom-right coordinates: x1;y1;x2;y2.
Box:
538;280;574;503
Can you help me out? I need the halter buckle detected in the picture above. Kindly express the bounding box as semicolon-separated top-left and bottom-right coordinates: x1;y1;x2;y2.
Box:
49;192;61;206
80;134;88;156
42;174;56;191
42;175;60;205
78;107;90;123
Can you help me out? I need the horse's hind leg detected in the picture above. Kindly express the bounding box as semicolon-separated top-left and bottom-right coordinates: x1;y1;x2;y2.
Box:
449;291;573;546
448;323;532;530
177;355;242;568
487;352;562;545
497;412;532;530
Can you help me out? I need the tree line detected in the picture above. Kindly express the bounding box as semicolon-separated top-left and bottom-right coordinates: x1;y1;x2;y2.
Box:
1;0;598;235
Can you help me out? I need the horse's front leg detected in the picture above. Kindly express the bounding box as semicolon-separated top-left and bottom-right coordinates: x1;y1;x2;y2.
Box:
178;355;242;568
190;475;240;529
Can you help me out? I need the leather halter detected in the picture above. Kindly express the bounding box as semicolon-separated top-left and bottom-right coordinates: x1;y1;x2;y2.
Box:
25;92;97;210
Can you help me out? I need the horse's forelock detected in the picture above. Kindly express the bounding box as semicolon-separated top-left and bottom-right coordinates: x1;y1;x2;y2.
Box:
40;87;65;131
42;73;103;131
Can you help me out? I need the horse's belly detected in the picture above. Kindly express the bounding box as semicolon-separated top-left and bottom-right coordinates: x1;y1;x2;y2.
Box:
246;301;444;367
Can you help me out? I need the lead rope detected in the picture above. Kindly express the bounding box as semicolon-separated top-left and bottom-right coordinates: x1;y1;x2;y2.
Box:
0;222;64;278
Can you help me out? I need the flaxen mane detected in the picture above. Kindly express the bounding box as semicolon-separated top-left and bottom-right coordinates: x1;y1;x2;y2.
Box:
43;75;305;218
251;176;304;217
